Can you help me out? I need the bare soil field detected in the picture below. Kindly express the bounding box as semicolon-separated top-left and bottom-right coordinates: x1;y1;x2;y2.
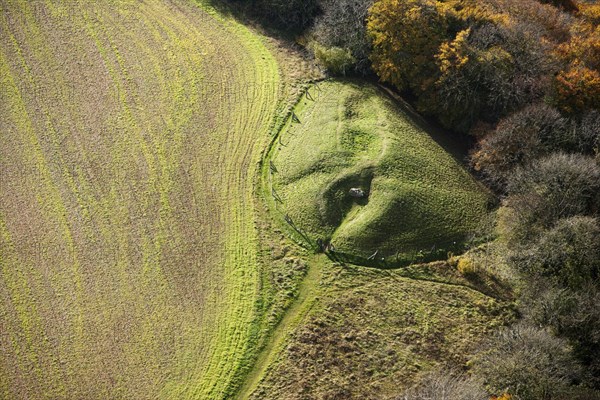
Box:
0;0;279;398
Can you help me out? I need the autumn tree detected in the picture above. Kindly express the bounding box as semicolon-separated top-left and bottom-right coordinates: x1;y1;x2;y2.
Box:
552;18;600;113
431;26;518;130
367;0;451;94
425;18;556;130
578;2;600;26
368;0;561;131
555;63;600;114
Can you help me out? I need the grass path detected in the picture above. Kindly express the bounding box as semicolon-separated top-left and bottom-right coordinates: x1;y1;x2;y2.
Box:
0;0;280;398
236;254;325;399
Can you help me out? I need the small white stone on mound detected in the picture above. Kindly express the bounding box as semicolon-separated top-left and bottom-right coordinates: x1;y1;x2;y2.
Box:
349;188;366;198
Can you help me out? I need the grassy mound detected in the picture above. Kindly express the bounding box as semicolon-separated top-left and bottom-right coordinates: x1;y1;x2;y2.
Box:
271;81;491;263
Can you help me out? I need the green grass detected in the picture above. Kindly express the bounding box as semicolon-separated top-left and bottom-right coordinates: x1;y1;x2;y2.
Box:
236;252;324;400
236;79;507;397
270;80;491;263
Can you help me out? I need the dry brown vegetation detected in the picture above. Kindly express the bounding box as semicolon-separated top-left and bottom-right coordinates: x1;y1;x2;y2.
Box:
250;261;515;399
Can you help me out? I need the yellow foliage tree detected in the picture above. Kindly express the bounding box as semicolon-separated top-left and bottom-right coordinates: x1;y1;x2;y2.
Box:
552;14;600;113
490;394;512;400
437;28;471;75
578;1;600;25
555;23;600;69
367;0;450;94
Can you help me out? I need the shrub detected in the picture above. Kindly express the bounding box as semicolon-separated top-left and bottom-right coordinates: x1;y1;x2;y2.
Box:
523;282;600;388
471;323;582;400
457;257;477;276
311;43;356;75
511;216;600;288
574;110;600;154
502;153;600;241
397;369;488;400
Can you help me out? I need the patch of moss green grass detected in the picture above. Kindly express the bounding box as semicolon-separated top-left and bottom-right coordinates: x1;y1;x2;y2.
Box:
270;80;492;264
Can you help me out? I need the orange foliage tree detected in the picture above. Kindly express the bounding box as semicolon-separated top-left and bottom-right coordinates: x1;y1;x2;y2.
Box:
555;63;600;114
490;394;512;400
367;0;560;131
553;16;600;113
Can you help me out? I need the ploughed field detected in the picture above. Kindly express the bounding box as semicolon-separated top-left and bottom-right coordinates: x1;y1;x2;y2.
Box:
0;0;279;398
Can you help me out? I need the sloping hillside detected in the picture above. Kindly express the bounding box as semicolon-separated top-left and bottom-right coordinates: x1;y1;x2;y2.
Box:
270;81;490;263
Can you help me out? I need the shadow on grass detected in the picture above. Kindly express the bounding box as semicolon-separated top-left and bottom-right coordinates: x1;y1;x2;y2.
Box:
202;0;308;42
324;242;466;270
